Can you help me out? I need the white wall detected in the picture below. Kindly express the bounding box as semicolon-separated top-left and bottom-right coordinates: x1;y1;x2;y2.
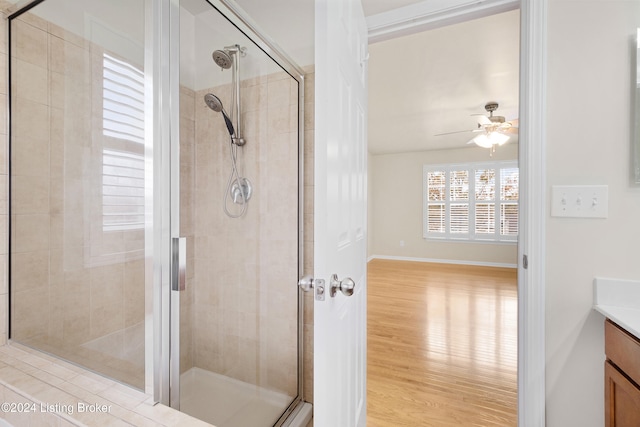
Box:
368;144;519;266
546;1;640;426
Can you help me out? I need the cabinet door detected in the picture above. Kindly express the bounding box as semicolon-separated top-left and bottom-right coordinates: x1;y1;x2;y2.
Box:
605;361;640;427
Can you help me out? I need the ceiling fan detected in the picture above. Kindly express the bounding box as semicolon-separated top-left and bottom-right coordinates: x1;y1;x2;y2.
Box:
436;101;519;151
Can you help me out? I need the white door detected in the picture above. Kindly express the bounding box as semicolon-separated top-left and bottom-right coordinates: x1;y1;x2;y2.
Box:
314;0;368;426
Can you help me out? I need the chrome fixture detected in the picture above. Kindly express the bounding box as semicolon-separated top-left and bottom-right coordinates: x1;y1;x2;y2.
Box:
204;45;251;218
330;274;355;297
298;274;356;300
204;93;235;136
212;44;246;147
298;275;326;301
212;49;233;69
230;177;252;204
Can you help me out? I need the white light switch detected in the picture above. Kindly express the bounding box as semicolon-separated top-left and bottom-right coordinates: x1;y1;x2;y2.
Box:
551;185;608;218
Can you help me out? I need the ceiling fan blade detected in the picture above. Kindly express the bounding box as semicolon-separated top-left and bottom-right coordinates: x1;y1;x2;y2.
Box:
472;114;492;125
508;118;519;127
434;129;476;136
502;127;519;135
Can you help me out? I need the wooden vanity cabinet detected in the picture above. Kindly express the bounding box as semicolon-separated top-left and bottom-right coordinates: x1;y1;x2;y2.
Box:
604;319;640;427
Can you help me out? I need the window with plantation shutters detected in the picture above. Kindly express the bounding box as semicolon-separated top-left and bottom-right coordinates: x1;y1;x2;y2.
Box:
424;161;518;243
102;53;145;232
426;171;446;233
449;170;469;234
103;54;145;144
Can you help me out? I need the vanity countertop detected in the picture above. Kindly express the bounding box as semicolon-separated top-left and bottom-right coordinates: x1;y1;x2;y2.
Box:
594;277;640;339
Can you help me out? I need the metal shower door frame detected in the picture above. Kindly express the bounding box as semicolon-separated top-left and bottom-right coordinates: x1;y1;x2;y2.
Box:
148;0;174;406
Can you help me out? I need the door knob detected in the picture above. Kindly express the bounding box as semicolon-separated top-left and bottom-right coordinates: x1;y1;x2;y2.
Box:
298;275;326;301
298;275;314;292
330;274;355;297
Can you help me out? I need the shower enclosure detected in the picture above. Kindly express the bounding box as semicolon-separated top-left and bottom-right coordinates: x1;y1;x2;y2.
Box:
8;0;306;426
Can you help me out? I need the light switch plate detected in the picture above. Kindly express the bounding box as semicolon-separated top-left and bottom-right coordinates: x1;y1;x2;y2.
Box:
551;185;608;218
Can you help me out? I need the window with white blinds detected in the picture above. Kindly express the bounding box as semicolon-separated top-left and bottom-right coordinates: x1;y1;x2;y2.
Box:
102;53;145;232
423;161;518;242
102;149;145;231
103;54;144;144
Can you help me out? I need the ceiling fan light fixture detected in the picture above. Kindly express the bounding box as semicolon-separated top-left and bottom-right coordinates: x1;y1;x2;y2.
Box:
436;101;518;153
495;132;510;145
471;131;510;148
471;134;494;148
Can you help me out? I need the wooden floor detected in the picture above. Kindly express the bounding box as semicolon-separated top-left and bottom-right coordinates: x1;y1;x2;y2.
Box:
367;259;517;427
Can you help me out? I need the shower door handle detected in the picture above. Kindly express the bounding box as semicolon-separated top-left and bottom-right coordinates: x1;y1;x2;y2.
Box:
171;237;186;291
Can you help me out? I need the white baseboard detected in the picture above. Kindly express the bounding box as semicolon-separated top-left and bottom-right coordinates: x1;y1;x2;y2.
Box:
367;254;517;269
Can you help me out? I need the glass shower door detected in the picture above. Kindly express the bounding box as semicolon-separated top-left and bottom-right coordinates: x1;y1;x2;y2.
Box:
9;0;149;391
171;1;304;426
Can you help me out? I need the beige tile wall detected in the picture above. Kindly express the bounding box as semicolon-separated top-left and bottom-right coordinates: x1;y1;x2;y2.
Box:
180;85;196;374
190;71;299;398
8;11;145;389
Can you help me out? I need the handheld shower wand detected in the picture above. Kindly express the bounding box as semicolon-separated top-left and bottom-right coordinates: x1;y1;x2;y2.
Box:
204;93;235;136
203;92;252;218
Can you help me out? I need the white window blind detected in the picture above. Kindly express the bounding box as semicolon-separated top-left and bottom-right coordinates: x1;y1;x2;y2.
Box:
426;171;445;233
102;54;145;144
102;149;145;231
423;161;518;243
102;53;145;232
449;170;469;234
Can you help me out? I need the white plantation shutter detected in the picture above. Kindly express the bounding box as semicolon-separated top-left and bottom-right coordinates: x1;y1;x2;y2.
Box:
475;203;495;234
424;161;518;242
449;170;469;200
102;53;146;232
102;149;145;231
501;204;518;236
427;204;445;233
500;167;519;237
426;171;446;234
102;54;145;144
449;170;469;235
475;169;495;235
450;204;469;234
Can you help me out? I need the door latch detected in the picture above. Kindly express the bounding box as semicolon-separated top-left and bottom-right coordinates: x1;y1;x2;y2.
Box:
298;275;325;301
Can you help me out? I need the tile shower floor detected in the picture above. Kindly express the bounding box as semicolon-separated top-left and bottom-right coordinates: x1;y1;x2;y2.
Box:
180;367;293;427
0;343;211;426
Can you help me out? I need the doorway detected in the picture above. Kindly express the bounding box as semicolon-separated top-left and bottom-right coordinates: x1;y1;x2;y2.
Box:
366;8;520;425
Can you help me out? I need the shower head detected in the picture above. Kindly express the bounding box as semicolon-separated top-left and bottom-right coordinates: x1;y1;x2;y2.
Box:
212;49;233;69
204;93;235;137
204;93;223;112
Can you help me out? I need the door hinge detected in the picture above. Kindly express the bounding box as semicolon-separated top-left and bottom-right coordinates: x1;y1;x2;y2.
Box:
523;254;528;269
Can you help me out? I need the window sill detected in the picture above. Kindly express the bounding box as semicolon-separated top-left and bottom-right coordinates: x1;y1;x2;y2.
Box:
424;237;518;245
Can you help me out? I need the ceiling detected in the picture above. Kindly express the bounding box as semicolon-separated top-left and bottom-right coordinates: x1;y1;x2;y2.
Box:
361;0;429;17
232;0;520;155
27;0;519;156
367;8;520;154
